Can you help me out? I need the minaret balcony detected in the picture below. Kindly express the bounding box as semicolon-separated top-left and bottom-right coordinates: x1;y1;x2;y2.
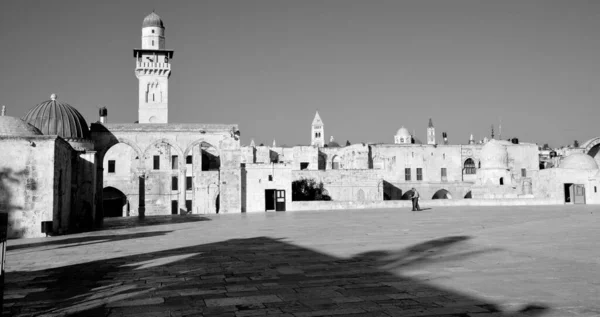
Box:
136;62;171;70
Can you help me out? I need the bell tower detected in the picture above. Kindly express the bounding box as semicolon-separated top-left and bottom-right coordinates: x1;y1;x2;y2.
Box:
311;111;325;147
134;12;174;123
427;118;436;145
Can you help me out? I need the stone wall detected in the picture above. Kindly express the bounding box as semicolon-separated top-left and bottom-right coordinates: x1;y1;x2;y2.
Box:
93;122;242;216
289;197;560;212
243;163;292;213
0;136;72;238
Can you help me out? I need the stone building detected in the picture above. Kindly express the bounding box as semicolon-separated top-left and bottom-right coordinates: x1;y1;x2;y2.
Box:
241;115;542;212
92;12;241;217
0;95;97;238
5;11;600;238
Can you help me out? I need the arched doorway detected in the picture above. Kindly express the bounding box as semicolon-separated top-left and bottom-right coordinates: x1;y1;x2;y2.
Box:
103;187;127;217
432;189;452;199
102;141;143;217
331;155;341;169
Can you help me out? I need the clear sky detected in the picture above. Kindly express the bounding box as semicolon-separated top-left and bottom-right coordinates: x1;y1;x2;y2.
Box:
1;0;599;147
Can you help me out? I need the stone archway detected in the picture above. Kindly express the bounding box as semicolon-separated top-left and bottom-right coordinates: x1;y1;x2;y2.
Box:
103;187;127;217
583;137;600;166
432;189;452;199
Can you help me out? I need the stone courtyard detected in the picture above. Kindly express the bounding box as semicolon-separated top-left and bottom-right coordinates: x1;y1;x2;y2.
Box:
3;206;599;317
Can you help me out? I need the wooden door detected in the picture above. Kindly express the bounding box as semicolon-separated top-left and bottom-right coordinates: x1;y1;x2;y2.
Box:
275;190;286;212
574;184;586;204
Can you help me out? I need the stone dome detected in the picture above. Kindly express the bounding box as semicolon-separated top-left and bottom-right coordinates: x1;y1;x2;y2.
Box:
22;94;90;140
480;139;509;169
395;127;411;138
0;116;42;136
559;153;598;170
142;12;164;28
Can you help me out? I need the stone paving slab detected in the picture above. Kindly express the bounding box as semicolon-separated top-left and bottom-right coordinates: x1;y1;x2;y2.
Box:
3;205;600;316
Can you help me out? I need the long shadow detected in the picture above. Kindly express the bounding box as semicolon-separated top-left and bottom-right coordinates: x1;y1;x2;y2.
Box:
7;230;172;252
4;236;548;317
100;214;211;230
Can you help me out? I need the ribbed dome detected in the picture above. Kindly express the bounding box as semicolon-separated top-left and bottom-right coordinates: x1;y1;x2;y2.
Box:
0;116;42;136
142;12;164;28
22;94;90;140
560;153;598;170
395;127;410;137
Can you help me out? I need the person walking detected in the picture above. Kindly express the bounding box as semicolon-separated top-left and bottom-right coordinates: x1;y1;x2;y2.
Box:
411;187;421;211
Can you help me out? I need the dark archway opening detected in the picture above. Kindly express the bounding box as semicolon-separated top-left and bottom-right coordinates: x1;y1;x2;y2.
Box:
432;189;452;199
400;190;414;200
103;187;127;218
464;191;472;199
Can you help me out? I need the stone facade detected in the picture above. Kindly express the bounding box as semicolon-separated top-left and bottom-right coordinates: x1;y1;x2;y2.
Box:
93;123;241;216
0;136;73;238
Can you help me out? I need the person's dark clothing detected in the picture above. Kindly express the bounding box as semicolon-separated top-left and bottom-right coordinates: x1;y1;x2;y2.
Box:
411;190;421;211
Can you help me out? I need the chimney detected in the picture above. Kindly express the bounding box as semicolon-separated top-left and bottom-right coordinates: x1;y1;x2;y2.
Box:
99;107;108;124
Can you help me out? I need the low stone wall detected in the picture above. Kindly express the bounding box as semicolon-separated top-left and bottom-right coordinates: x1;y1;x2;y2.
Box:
289;198;561;211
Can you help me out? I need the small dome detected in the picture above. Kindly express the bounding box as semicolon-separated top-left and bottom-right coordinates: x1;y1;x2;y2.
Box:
560;153;598;170
142;12;164;28
395;127;411;138
0;116;42;136
480;139;508;169
22;94;90;140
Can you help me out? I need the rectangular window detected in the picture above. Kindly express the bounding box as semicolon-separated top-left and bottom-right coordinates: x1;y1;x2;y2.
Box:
441;168;447;181
108;160;115;173
405;168;411;181
300;162;309;170
153;155;160;170
268;175;273;181
416;168;422;181
186;176;193;190
172;155;178;170
186;155;193;164
186;200;192;212
172;176;178;190
171;200;178;215
521;168;527;177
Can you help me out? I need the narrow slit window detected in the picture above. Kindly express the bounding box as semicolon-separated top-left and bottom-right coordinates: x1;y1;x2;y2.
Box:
153;155;160;170
186;176;193;190
108;160;115;173
172;176;178;190
172;155;178;170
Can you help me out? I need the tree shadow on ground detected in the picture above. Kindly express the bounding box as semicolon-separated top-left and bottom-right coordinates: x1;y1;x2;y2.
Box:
100;214;211;231
361;235;503;271
7;231;172;252
4;236;548;317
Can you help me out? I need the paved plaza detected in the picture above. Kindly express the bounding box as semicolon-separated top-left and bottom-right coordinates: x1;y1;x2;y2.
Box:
3;205;600;317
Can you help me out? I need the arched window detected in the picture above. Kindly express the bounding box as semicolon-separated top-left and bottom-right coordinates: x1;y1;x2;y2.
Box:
332;156;341;169
499;177;504;185
464;158;476;175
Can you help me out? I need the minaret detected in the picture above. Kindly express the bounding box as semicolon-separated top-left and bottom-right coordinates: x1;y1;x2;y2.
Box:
311;111;325;147
134;12;174;123
427;118;436;145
